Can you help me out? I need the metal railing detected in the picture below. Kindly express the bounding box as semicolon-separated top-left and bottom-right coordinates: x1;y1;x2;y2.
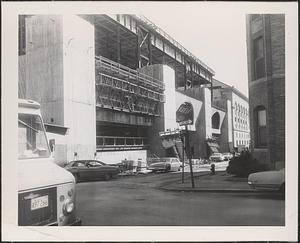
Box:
95;55;165;91
96;136;149;148
96;73;165;102
96;95;160;116
134;15;215;75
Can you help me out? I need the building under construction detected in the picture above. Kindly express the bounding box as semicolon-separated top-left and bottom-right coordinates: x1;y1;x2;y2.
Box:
19;14;227;165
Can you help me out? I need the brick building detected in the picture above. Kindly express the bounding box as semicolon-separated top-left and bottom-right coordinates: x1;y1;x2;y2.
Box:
246;14;285;169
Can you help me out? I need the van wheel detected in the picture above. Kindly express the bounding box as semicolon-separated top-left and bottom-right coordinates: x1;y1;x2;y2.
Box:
279;183;285;194
104;173;112;181
73;173;79;183
165;164;171;173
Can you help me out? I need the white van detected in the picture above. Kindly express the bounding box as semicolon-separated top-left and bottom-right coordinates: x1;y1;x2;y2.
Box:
18;99;81;225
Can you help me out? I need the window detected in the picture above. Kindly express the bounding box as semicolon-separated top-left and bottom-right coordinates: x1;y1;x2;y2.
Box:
255;106;267;147
211;112;220;129
19;15;26;56
253;37;265;80
18;113;50;159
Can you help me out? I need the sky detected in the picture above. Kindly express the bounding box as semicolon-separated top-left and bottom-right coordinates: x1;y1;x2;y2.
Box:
143;8;249;97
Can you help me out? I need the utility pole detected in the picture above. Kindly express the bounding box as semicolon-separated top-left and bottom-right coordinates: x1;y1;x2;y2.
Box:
180;132;185;183
176;102;195;188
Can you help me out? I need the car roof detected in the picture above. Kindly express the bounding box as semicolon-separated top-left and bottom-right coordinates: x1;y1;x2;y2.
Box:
69;160;103;163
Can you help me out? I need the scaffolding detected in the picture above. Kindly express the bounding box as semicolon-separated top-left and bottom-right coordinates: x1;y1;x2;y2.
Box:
95;55;165;116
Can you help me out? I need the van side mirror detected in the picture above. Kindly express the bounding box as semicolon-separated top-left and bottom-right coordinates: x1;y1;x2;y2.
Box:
49;139;55;152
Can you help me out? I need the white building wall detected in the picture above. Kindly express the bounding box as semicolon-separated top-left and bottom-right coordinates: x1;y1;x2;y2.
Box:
211;107;226;134
227;100;233;142
163;65;177;131
204;88;212;138
232;93;250;148
63;15;96;161
175;91;202;131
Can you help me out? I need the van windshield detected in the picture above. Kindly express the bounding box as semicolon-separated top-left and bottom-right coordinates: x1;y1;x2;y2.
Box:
18;113;50;159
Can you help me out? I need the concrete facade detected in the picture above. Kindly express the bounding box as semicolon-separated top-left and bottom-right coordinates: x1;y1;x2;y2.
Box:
212;79;250;152
246;14;285;169
18;14;231;164
19;15;96;164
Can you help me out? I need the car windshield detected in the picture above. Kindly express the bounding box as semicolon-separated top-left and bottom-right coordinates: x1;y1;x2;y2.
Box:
96;161;106;165
18;113;50;159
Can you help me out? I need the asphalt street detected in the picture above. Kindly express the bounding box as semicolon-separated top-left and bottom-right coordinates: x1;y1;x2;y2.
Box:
76;172;285;226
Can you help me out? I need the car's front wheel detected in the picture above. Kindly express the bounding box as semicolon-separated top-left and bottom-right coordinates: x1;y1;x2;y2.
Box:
165;164;171;173
104;173;112;181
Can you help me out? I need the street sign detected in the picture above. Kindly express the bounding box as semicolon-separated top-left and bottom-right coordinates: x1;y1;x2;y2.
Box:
176;102;194;126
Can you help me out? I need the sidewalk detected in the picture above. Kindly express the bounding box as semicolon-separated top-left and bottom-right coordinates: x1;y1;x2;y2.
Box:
161;171;255;192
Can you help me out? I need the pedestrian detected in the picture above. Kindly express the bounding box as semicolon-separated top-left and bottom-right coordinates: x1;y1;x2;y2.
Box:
132;159;138;174
210;163;215;175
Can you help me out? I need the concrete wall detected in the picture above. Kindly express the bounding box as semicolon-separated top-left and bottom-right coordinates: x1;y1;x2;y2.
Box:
174;87;212;158
175;91;202;131
164;66;177;131
19;15;65;125
210;107;226;135
19;15;96;163
62;15;96;161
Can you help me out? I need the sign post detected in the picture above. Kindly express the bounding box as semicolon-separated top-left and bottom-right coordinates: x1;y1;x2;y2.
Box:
176;102;195;188
180;132;185;183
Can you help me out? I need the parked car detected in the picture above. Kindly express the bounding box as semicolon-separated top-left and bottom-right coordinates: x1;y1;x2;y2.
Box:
222;152;233;160
147;157;181;173
64;160;120;182
209;153;224;162
248;168;285;193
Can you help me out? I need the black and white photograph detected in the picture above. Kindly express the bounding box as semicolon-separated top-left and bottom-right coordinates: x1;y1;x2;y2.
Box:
2;1;298;242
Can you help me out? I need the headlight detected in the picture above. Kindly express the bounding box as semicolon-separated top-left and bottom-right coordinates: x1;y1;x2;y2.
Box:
63;199;74;215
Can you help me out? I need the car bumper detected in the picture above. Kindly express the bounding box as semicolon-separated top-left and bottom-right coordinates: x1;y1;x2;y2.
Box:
248;182;280;191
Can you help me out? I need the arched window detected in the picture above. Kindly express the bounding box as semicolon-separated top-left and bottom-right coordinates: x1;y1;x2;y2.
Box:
254;106;267;147
211;112;220;129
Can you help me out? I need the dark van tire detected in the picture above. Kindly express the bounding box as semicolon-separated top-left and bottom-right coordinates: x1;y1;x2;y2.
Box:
279;183;285;194
73;173;79;183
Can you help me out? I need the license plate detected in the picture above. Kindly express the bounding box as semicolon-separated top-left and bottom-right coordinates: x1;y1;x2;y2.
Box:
31;195;49;210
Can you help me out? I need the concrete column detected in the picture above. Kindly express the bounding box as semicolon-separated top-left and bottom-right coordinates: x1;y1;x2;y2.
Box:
62;15;96;161
163;65;177;131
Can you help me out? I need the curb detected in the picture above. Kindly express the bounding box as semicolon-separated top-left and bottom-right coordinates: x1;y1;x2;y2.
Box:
159;187;257;193
159;173;254;193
